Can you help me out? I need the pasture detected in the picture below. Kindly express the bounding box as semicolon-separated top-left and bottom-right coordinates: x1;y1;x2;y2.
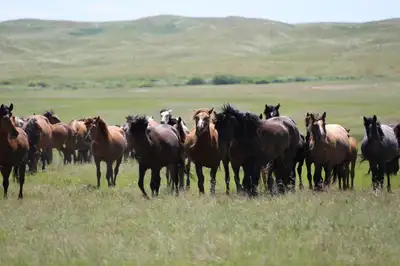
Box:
1;80;400;265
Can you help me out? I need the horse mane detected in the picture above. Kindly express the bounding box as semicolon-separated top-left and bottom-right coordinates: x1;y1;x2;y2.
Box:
128;115;149;134
43;110;55;117
220;103;261;137
23;118;41;151
95;117;111;141
159;108;168;113
364;116;384;140
126;115;135;123
176;117;186;143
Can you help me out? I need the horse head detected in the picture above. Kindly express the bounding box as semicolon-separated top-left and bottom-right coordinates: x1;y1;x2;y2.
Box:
308;111;327;142
363;115;384;141
43;109;61;124
160;109;172;125
0;103;19;138
192;107;214;137
263;103;280;119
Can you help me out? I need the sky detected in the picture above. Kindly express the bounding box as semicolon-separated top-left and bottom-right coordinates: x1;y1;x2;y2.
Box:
1;0;399;23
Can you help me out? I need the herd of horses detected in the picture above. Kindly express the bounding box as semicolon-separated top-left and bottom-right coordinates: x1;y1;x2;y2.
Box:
1;102;400;200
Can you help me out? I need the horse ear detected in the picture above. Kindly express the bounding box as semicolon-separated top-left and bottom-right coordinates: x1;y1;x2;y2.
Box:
306;112;309;117
9;103;13;112
259;113;263;119
373;115;377;122
168;109;172;113
0;104;4;109
321;112;326;120
276;103;280;109
208;107;214;115
310;113;315;121
178;117;182;123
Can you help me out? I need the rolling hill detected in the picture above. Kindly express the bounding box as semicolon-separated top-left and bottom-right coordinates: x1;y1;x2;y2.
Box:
0;15;399;82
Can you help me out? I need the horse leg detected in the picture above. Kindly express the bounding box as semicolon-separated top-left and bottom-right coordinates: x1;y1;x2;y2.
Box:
185;159;191;190
12;166;19;184
170;164;179;197
150;168;160;197
94;157;102;188
222;157;230;195
195;164;205;194
369;161;378;191
313;164;323;191
381;162;391;193
138;164;149;199
297;157;305;190
113;156;122;187
165;166;171;189
210;166;218;196
106;161;113;187
1;166;12;199
17;162;26;199
232;165;242;195
40;150;47;171
266;162;275;195
306;156;313;190
350;160;356;190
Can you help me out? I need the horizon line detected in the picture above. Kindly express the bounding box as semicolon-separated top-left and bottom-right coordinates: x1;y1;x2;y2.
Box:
1;14;399;24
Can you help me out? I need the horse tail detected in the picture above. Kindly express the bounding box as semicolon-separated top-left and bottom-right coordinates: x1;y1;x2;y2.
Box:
176;117;186;144
23;118;41;167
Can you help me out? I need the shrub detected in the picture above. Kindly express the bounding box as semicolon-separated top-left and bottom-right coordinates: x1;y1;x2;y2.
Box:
186;77;207;86
211;75;242;85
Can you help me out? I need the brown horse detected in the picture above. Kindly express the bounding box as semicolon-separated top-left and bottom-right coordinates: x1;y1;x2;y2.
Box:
332;128;358;190
69;118;91;163
307;112;351;191
184;108;222;195
42;111;75;165
23;114;53;173
0;103;29;199
127;115;184;198
84;116;127;188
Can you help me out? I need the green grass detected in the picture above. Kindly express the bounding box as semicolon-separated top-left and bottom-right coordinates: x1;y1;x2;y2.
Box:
0;15;399;87
1;80;400;265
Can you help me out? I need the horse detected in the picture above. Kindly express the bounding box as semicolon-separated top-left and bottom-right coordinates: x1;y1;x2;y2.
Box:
69;118;92;163
361;115;399;192
262;103;306;191
184;108;223;195
332;128;358;190
84;116;126;188
127;115;184;198
42;110;75;165
0;103;29;199
22;114;53;173
307;112;351;191
214;104;295;196
159;109;192;190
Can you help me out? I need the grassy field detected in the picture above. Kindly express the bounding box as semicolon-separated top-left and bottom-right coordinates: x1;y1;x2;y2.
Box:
0;14;400;265
1;80;400;265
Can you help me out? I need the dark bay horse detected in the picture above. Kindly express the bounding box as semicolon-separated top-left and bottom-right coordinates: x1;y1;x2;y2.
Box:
307;112;351;191
361;115;399;192
263;103;306;191
0;103;29;199
214;104;294;196
184;108;223;195
23;114;53;173
128;115;184;198
84;116;127;188
159;109;192;190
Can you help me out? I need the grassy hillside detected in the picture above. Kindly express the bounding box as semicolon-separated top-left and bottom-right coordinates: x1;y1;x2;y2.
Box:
0;15;400;85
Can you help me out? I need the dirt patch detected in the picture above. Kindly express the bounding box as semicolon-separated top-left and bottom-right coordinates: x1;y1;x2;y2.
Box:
308;83;377;91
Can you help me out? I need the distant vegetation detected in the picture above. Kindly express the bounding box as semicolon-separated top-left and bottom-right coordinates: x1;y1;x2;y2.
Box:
0;15;399;88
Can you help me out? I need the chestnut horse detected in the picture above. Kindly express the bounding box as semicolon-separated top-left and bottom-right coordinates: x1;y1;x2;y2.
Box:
0;103;29;199
127;115;184;198
23;114;53;173
307;112;351;191
84;116;127;188
184;108;222;195
42;111;75;165
69;118;91;163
